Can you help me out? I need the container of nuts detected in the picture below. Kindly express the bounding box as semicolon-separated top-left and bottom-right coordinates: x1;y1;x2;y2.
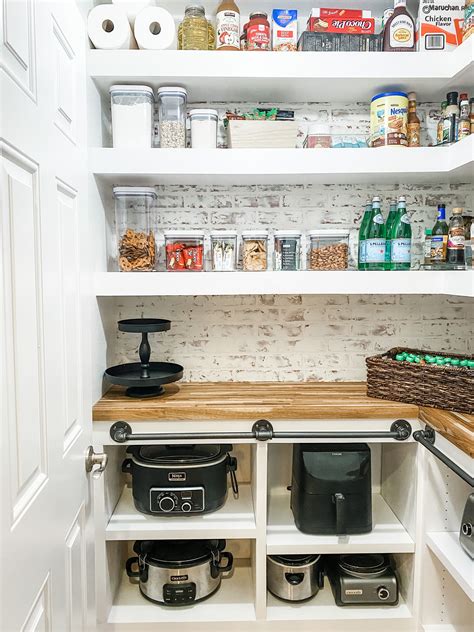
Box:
308;230;349;270
113;186;157;272
241;231;269;271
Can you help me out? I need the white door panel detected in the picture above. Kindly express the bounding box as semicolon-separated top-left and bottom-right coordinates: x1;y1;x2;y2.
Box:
1;1;93;631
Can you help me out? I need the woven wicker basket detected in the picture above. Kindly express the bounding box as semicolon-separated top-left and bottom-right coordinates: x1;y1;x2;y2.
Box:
366;347;474;414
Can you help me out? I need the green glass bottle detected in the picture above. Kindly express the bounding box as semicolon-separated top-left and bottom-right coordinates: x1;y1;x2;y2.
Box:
365;196;386;271
358;199;372;271
385;200;398;270
389;196;412;270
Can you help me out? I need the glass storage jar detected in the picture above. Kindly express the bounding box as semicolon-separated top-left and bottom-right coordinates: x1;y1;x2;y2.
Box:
165;231;205;271
274;231;301;271
241;231;269;271
157;87;187;148
181;5;209;50
113;186;157;272
211;232;237;271
308;230;350;270
189;109;218;148
110;85;154;148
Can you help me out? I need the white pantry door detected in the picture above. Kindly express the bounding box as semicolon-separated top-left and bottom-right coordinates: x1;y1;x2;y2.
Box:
1;1;94;631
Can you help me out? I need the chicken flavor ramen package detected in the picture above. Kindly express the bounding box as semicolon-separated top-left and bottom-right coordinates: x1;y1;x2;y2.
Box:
417;0;465;51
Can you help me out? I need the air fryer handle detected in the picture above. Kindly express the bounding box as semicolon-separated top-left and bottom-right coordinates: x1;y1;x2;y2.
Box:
126;557;140;578
122;458;132;474
334;492;346;535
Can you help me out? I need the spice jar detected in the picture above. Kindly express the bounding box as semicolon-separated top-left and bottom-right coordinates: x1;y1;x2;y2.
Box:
305;123;332;148
157;87;187;148
308;230;349;270
247;12;271;51
110;85;154;148
113;186;157;272
181;5;209;50
242;231;268;271
165;231;205;271
211;232;237;271
274;231;301;271
189;109;218;148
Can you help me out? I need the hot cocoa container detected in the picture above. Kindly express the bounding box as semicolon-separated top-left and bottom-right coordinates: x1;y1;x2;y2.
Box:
370;91;408;147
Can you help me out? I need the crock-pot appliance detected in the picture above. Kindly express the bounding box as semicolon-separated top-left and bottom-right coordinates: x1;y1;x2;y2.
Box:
460;493;474;558
326;554;398;606
290;443;372;535
126;539;233;606
267;554;324;602
122;444;238;515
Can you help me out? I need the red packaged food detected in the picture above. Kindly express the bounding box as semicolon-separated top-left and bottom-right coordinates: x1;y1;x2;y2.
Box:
165;233;205;271
310;8;371;18
307;16;376;34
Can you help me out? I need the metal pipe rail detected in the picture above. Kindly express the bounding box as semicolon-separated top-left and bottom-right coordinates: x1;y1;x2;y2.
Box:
110;419;412;444
413;427;474;487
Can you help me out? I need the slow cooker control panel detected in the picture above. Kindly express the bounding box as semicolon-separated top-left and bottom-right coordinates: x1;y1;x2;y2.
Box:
150;487;205;513
163;582;196;604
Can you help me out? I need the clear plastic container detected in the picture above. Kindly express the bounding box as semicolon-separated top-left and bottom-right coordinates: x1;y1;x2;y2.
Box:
110;85;154;148
113;186;157;272
308;230;350;270
190;109;218;148
274;231;301;271
211;232;237;271
157;87;187;148
241;231;269;271
165;231;205;271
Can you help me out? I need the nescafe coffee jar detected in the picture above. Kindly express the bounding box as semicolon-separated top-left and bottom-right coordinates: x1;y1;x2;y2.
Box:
247;12;270;51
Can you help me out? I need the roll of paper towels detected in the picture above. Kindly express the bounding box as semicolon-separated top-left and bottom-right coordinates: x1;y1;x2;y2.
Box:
88;5;137;49
134;7;177;50
112;0;156;26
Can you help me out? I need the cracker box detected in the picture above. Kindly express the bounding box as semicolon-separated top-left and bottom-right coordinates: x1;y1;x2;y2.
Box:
417;0;465;51
272;9;298;51
310;8;372;18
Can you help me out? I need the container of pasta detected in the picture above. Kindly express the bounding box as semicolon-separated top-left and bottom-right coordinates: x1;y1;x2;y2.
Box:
370;91;408;147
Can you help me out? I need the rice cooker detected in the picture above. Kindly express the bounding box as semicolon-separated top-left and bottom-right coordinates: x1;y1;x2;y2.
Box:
267;554;324;602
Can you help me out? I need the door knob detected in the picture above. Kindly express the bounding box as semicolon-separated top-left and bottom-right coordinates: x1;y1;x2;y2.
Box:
85;446;108;479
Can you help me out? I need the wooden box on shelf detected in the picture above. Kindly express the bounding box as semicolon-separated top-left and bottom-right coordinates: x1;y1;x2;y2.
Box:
227;120;298;148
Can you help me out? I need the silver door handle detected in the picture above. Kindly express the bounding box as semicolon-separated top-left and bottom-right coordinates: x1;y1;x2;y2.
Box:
85;446;108;479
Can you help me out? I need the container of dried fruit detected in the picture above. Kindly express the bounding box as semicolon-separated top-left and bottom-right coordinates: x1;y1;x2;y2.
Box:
165;231;205;271
113;186;157;272
308;230;350;270
211;231;237;271
241;231;269;271
157;86;187;148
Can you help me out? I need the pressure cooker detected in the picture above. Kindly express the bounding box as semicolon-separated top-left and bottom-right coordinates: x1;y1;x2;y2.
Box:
267;554;324;602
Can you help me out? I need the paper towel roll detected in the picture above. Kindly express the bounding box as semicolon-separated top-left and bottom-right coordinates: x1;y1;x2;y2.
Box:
112;0;156;26
88;5;137;49
133;7;177;50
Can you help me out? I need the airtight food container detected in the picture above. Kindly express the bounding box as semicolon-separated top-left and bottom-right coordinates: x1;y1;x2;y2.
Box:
241;231;269;271
308;230;350;270
157;87;187;148
165;231;205;271
211;232;237;271
274;231;302;271
110;85;154;148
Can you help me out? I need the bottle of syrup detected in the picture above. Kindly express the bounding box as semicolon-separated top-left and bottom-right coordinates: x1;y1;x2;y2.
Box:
383;0;415;52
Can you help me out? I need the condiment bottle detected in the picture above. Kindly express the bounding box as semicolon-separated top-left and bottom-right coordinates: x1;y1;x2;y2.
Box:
216;0;240;50
430;204;449;265
437;101;447;145
458;93;471;140
407;91;421;147
181;5;209;51
443;92;459;144
383;0;415;52
470;97;474;134
424;229;432;266
447;207;466;267
247;11;271;51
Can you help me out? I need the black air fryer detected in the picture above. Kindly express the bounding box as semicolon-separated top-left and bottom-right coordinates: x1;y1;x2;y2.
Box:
290;443;372;535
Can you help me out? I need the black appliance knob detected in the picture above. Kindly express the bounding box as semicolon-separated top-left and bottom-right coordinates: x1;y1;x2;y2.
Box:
158;495;176;512
181;502;192;513
462;522;472;537
377;586;390;601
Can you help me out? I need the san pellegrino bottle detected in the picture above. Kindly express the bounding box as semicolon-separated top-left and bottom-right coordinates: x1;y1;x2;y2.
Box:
389;196;412;270
365;196;386;270
385;200;398;270
358;199;372;270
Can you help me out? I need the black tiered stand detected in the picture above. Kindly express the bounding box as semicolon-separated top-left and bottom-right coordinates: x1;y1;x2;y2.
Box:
104;318;183;398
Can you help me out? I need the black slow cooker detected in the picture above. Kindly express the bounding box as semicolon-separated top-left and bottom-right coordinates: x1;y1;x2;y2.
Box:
122;444;238;515
126;539;233;606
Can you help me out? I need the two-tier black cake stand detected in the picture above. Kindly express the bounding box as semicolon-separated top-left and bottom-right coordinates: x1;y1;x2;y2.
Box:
104;318;183;398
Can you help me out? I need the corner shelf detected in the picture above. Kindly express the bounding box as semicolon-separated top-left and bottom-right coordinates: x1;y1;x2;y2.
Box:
267;491;415;554
426;531;474;601
106;484;257;540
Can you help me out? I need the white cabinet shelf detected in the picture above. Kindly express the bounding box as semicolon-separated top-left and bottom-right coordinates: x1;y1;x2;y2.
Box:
91;136;474;186
95;270;474;298
267;491;415;554
106;484;257;540
108;563;256;624
426;531;474;601
88;39;474;102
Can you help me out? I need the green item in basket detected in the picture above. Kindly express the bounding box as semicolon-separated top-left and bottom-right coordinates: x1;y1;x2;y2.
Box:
451;359;460;366
395;354;405;361
468;361;474;368
460;359;469;367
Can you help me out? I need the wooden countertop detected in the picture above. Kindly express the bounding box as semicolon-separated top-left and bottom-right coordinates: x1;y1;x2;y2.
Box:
419;407;474;458
93;382;418;421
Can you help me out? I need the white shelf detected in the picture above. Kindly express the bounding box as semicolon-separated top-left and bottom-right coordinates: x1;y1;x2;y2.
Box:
88;38;474;102
90;136;474;186
426;531;474;601
267;586;412;621
95;270;474;298
108;562;256;624
267;491;415;554
106;484;257;540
